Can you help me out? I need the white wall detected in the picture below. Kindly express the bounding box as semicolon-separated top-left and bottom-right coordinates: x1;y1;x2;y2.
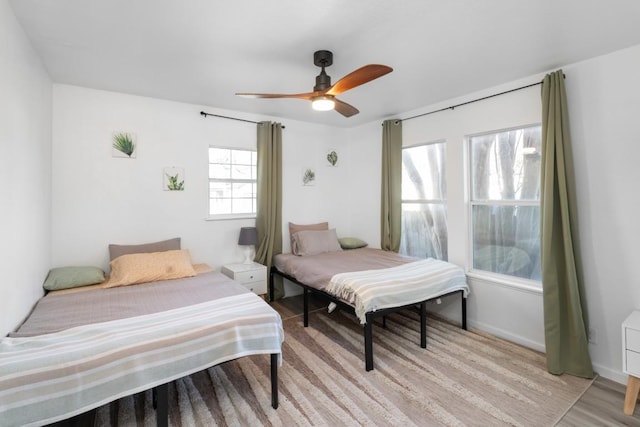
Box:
52;85;351;276
347;44;640;384
562;44;640;382
0;1;52;336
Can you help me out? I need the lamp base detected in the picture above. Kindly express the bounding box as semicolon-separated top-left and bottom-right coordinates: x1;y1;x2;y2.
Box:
242;246;254;264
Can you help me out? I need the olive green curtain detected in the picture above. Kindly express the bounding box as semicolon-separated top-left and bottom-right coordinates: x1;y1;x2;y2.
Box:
381;119;403;252
255;121;284;299
540;70;594;378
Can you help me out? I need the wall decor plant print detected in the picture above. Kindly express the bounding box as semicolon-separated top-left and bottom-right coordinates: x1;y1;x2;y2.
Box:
163;167;185;191
302;168;316;186
112;132;137;158
326;149;338;166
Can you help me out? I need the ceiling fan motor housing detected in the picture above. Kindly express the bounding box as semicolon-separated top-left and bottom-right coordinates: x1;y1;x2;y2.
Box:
313;50;333;91
313;50;333;67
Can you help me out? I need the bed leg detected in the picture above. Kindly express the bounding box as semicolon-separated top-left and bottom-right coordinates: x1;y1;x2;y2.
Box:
155;383;169;427
462;293;467;330
420;301;427;348
269;267;275;302
365;315;374;371
382;316;387;328
271;353;279;409
303;288;309;327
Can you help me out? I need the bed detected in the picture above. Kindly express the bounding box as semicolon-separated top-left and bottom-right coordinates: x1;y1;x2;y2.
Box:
272;224;469;371
0;241;284;427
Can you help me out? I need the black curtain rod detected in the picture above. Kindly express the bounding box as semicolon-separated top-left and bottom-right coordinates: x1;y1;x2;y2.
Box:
200;111;285;128
387;79;547;125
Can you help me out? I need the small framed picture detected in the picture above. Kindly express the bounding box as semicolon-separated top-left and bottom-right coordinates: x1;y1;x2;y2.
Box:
111;131;137;158
326;149;338;167
164;167;185;191
302;168;316;186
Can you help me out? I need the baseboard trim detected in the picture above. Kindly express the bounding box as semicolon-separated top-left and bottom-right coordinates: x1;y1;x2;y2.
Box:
469;319;546;353
592;363;627;385
471;320;627;385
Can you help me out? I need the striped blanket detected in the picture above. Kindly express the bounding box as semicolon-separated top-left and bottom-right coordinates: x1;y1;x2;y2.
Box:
0;292;283;427
325;258;469;324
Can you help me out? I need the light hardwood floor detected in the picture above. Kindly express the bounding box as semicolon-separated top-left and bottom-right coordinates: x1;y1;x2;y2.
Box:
558;376;640;426
276;294;640;426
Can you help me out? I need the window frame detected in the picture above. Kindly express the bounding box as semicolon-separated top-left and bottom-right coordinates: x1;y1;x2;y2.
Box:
466;124;542;287
400;139;448;260
207;145;257;221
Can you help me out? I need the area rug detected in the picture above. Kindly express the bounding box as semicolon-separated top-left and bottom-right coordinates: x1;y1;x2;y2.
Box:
95;307;592;426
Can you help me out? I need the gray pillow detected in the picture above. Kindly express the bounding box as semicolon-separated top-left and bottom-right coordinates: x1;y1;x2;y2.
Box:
108;237;181;261
288;222;328;249
338;237;368;250
293;229;342;256
43;266;106;291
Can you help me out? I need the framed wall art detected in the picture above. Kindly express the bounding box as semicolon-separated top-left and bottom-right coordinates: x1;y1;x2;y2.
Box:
164;167;185;191
111;131;137;158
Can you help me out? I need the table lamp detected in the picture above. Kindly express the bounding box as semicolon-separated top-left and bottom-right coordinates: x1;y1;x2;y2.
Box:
238;227;258;264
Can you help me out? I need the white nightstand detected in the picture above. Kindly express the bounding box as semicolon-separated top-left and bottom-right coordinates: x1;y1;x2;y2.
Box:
623;310;640;415
221;262;268;296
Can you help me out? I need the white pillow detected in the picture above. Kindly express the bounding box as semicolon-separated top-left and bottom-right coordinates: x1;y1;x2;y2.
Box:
293;229;343;256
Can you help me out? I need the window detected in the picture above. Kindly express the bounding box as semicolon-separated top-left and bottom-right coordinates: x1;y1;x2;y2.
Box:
400;141;448;260
469;125;541;281
208;147;257;218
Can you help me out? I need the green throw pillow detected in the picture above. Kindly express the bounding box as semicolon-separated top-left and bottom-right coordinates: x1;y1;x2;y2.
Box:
338;237;368;250
43;266;106;291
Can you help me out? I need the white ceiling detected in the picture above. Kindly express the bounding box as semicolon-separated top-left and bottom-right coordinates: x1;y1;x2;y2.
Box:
9;0;640;128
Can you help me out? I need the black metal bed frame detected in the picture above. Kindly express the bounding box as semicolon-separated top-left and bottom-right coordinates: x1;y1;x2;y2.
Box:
270;266;466;371
151;353;279;427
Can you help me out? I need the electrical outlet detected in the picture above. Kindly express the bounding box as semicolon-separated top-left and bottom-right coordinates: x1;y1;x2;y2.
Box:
588;327;597;344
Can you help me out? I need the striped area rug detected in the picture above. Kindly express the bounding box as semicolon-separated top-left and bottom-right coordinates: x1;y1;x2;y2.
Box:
96;306;592;426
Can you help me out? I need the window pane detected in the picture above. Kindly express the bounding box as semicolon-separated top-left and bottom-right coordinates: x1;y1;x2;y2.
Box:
209;182;231;198
232;198;254;214
402;143;446;200
232;150;253;165
232;182;254;198
209;148;231;164
400;202;448;260
231;164;253;180
470;126;541;201
209;164;231;179
471;204;540;280
209;198;231;215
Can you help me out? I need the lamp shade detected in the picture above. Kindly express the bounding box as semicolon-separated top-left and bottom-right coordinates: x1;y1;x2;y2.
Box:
238;227;258;246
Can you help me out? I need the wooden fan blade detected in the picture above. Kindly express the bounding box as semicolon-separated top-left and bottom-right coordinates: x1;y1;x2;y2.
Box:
325;64;393;96
334;98;359;117
235;92;317;100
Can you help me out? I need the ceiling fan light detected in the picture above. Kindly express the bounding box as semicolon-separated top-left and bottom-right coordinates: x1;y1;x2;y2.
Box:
311;96;335;111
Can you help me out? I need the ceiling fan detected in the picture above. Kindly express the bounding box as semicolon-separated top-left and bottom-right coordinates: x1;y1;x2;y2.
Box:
235;50;393;117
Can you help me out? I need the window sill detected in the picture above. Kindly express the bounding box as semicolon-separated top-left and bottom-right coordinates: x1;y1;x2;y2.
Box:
205;214;256;221
465;270;542;295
